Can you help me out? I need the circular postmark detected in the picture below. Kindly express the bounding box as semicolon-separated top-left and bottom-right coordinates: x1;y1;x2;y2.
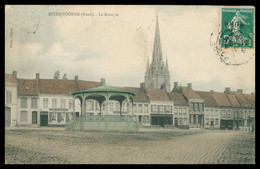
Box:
210;30;255;66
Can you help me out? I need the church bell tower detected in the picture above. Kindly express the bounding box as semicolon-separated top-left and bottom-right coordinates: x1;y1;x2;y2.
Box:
144;14;171;92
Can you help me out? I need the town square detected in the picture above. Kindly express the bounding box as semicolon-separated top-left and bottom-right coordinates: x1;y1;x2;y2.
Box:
5;5;255;164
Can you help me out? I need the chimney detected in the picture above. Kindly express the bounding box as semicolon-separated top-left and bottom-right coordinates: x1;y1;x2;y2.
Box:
237;89;243;93
224;87;231;94
187;83;192;89
36;73;40;79
210;90;214;93
74;76;78;81
101;78;106;85
12;71;17;79
174;82;178;88
140;82;145;89
160;83;166;90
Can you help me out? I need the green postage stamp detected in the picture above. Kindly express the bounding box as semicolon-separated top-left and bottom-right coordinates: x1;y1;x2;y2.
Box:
221;8;254;48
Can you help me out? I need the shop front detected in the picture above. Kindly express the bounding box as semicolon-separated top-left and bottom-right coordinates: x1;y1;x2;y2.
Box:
151;114;173;127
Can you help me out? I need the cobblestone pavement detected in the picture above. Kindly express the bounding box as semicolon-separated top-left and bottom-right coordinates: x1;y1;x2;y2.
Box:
5;128;255;164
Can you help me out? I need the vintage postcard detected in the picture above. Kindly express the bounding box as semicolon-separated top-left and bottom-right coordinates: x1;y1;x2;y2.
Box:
5;5;255;164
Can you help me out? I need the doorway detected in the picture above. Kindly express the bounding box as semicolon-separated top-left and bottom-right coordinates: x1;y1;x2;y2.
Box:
174;118;178;127
32;111;37;124
5;107;11;127
40;112;48;126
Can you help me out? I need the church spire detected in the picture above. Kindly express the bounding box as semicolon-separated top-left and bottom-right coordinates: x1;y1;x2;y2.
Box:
165;56;169;74
151;13;164;70
145;59;150;75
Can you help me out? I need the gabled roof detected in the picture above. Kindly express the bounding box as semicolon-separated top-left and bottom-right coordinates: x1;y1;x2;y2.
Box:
17;79;39;95
39;79;101;94
226;93;241;107
5;74;17;83
77;80;102;91
12;75;101;95
196;91;219;107
167;92;188;106
38;79;77;94
145;88;171;102
243;93;255;107
211;92;232;107
176;86;203;100
234;93;253;108
123;87;149;102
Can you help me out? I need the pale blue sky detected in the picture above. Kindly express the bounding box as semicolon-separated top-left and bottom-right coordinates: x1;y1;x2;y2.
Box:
5;5;255;93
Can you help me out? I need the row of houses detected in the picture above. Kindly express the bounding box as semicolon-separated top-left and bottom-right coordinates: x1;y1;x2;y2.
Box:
5;71;255;132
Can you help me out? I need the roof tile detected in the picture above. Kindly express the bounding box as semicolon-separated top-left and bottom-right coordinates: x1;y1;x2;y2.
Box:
167;92;188;106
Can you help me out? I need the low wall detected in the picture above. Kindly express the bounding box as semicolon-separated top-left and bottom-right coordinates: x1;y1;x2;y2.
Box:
73;121;138;132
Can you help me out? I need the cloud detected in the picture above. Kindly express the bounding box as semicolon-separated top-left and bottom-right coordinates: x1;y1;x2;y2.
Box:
47;43;73;57
5;5;255;93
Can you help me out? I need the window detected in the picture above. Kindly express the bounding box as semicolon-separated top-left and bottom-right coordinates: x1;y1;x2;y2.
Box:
133;104;137;113
110;102;114;111
144;104;149;113
210;109;214;117
205;109;209;112
60;112;65;122
205;118;209;126
138;104;143;113
57;112;62;122
151;105;158;113
244;111;247;118
189;103;193;110
31;98;37;108
21;97;27;108
211;118;214;125
215;109;219;117
20;111;27;122
200;103;204;111
43;98;48;109
66;112;72;122
159;105;163;113
61;99;65;108
183;118;187;125
183;108;187;115
174;108;178;115
6;91;12;104
179;118;182;125
238;111;242;118
69;99;74;109
227;110;231;118
49;112;57;122
215;118;219;125
52;99;57;108
179;108;182;115
194;103;199;111
143;115;149;124
221;110;226;117
164;105;171;113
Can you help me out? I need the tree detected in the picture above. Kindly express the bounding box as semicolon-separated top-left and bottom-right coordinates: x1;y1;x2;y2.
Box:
54;71;60;80
62;73;68;80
